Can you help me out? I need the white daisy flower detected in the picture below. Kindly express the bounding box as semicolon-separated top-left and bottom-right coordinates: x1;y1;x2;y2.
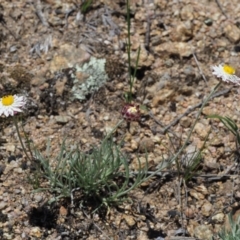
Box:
0;95;26;117
212;64;240;85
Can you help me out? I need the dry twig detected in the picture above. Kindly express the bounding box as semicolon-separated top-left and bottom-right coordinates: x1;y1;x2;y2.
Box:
144;0;151;51
215;0;229;19
193;52;208;84
34;0;49;27
0;13;18;40
150;87;233;134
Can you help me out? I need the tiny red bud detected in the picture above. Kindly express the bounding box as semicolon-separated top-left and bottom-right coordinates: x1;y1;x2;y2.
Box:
121;103;140;122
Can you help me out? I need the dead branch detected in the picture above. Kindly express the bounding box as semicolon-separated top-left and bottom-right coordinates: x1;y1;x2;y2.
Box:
34;0;49;27
215;0;229;19
150;87;233;134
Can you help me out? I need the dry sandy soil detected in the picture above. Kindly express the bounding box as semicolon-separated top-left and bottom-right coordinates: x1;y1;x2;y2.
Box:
1;0;240;239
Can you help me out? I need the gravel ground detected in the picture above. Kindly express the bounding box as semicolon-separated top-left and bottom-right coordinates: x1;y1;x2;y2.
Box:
1;0;240;239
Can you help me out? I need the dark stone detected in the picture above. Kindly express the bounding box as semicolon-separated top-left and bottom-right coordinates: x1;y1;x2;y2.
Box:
234;45;240;52
28;204;58;229
8;155;16;163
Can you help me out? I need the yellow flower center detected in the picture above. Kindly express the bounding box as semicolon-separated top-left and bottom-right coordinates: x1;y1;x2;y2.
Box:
2;95;14;106
223;65;235;75
128;106;138;114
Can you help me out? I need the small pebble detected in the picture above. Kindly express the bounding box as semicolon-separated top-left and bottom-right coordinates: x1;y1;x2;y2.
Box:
0;202;7;210
33;195;43;203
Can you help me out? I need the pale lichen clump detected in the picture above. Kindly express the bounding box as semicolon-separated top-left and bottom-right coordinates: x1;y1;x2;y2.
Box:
71;57;109;101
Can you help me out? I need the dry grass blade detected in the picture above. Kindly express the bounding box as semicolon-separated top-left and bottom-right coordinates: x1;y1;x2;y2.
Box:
34;0;49;27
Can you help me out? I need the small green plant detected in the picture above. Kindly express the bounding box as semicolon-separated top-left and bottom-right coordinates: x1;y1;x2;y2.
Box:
218;214;240;240
32;135;147;208
80;0;93;14
175;128;210;182
207;115;240;148
181;150;202;182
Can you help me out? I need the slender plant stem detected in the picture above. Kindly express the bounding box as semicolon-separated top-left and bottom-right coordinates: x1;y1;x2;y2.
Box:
13;116;31;161
126;0;132;102
104;119;124;141
81;0;93;13
125;0;141;103
130;47;141;98
142;82;222;182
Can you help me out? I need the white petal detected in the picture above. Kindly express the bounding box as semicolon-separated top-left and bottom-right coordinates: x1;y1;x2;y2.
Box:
4;110;10;117
11;107;22;113
211;64;240;85
8;109;14;116
0;95;27;117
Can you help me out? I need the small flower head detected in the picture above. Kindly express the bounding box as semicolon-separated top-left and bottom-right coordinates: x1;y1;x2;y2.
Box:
212;64;240;85
0;95;26;117
121;103;140;121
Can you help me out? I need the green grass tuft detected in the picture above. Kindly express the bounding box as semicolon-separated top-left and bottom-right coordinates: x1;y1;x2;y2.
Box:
31;136;148;210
